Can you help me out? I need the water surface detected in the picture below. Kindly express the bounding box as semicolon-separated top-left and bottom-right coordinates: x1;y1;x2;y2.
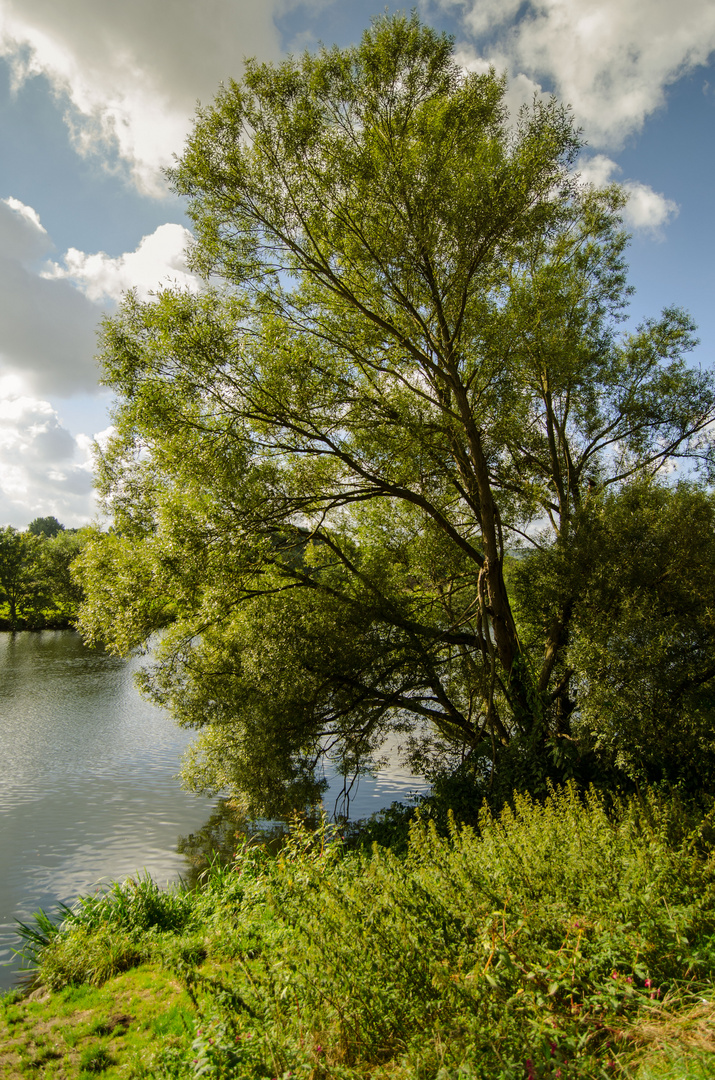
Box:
0;630;422;989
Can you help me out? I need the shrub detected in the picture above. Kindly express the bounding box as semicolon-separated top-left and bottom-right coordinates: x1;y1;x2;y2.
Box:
174;786;715;1079
16;874;195;989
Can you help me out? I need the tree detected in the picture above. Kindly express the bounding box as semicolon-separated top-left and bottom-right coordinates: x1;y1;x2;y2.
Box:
41;529;86;610
511;482;715;791
0;527;42;629
28;516;65;538
76;14;715;815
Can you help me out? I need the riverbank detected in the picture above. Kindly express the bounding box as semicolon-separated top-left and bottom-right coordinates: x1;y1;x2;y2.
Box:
2;961;712;1079
3;786;714;1079
0;607;75;631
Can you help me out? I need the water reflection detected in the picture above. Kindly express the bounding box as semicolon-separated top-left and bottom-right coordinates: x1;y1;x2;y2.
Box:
177;799;288;886
0;631;425;991
0;631;215;991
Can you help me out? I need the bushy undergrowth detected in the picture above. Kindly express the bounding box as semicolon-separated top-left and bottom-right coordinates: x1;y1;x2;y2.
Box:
14;786;715;1079
16;873;198;989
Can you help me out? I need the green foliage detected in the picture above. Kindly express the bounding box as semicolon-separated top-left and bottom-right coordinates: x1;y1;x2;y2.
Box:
205;788;712;1080
0;519;88;629
78;1041;114;1073
27;516;64;538
0;967;199;1080
511;482;715;789
0;526;44;629
15;875;196;989
41;528;87;610
15;787;715;1078
77;11;715;813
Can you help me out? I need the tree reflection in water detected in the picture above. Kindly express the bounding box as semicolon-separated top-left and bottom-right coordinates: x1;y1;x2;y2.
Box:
177;799;289;887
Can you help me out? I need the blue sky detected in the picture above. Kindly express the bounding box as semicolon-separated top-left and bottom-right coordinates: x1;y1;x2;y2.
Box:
0;0;713;526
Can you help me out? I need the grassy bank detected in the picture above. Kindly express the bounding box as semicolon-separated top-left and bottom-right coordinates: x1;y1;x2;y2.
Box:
2;786;715;1079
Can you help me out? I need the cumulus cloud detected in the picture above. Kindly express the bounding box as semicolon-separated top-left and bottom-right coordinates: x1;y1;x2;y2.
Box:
0;392;101;527
442;0;715;147
42;223;200;303
0;198;200;395
0;0;296;195
0;197;100;394
576;153;679;234
0;0;707;194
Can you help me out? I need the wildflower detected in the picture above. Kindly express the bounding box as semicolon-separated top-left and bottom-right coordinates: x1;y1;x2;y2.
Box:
550;1040;557;1056
524;1059;536;1080
645;978;652;988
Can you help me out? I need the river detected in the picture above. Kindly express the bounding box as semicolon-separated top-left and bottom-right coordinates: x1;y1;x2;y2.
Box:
0;630;423;991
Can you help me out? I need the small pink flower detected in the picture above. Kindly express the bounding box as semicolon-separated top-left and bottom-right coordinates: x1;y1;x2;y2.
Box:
550;1040;557;1055
524;1059;536;1080
645;978;652;988
611;970;618;980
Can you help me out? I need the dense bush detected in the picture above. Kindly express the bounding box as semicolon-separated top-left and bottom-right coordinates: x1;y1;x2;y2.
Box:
16;874;197;989
16;786;715;1078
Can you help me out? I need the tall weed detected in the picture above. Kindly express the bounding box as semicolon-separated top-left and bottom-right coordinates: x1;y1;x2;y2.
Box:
175;786;715;1079
17;786;715;1077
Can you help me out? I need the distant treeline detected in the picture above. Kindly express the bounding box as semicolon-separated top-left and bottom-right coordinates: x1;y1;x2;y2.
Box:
0;516;87;630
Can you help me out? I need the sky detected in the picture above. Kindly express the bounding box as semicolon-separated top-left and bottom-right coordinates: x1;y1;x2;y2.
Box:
0;0;713;527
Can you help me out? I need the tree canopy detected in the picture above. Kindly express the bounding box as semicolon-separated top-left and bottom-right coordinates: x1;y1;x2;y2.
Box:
28;516;65;538
76;14;715;815
0;521;85;629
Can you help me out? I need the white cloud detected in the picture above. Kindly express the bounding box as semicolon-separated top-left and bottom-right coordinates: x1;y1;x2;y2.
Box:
0;0;293;195
43;223;200;303
0;197;100;394
0;393;99;527
0;198;200;395
0;198;203;525
3;195;46;234
623;181;679;233
576;153;679;235
1;195;52;261
442;0;715;147
574;153;621;189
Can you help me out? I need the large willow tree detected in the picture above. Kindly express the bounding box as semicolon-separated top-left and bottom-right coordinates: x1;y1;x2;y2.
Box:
77;14;715;815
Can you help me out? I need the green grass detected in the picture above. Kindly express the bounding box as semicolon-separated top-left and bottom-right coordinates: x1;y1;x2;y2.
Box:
3;785;715;1078
0;965;196;1078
